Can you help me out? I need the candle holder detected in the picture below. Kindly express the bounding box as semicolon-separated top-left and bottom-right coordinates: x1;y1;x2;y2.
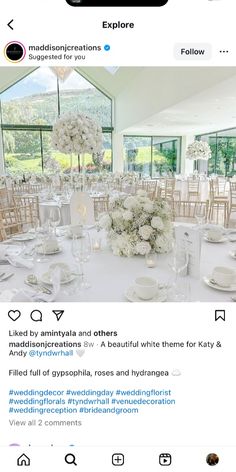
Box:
145;251;157;268
92;237;102;252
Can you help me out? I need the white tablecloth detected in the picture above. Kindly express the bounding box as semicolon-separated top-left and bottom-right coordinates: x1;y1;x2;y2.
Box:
0;228;236;302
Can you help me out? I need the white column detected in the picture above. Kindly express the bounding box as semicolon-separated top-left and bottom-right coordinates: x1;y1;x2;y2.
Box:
181;135;195;175
112;133;124;173
0;131;4;174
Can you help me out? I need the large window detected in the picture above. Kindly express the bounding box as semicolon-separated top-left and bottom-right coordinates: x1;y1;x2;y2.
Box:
124;136;181;177
197;129;236;176
0;68;113;174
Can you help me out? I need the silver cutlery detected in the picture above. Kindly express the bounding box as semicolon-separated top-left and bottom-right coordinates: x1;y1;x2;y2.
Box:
24;281;52;295
231;296;236;302
0;272;14;281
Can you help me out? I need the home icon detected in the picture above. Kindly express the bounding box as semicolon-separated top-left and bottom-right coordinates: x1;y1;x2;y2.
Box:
17;453;31;466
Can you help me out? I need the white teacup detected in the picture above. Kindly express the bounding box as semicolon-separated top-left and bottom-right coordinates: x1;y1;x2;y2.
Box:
206;229;222;242
44;238;59;253
68;224;83;238
212;266;236;287
134;276;158;300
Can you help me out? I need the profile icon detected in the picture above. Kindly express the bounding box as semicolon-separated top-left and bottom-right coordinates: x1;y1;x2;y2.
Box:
206;453;219;466
4;41;26;63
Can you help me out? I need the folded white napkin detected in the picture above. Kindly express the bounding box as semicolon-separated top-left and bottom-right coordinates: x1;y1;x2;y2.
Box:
0;289;18;302
7;255;34;270
11;268;61;302
0;244;33;269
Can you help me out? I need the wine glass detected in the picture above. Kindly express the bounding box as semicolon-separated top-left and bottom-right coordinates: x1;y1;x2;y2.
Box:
49;206;61;236
71;236;91;290
195;204;206;227
169;245;189;301
81;231;91;262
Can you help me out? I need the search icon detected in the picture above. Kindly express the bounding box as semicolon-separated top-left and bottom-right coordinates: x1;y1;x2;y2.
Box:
65;453;77;466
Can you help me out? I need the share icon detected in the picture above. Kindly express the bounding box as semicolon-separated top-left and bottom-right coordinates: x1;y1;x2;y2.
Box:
52;310;64;321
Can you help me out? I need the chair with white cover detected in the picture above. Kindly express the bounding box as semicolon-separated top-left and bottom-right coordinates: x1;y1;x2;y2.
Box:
70;192;95;226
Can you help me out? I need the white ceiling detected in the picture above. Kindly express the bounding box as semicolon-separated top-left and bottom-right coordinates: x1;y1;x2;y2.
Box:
124;74;236;136
1;67;236;136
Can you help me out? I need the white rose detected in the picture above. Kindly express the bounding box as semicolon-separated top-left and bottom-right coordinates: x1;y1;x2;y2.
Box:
139;225;153;240
151;216;164;230
136;241;151;255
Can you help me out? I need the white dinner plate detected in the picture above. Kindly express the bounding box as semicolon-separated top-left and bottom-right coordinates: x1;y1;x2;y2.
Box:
229;251;236;260
41;271;76;285
125;286;167;302
203;275;236;292
203;236;227;243
12;233;36;242
36;246;61;255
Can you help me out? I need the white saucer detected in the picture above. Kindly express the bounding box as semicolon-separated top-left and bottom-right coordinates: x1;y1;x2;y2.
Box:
125;286;167;302
12;233;36;242
41;271;76;285
203;275;236;292
204;236;227;243
36;246;61;255
229;251;236;260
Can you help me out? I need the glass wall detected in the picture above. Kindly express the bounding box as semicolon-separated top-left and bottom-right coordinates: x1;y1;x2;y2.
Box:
124;136;181;177
197;129;236;176
0;68;113;174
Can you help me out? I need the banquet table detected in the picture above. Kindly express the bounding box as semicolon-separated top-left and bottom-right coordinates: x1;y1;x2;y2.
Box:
0;227;236;302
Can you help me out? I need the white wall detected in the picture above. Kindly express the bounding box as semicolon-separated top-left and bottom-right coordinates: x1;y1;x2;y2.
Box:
112;133;124;172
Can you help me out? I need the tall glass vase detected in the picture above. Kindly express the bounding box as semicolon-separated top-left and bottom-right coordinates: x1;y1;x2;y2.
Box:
81;153;86;191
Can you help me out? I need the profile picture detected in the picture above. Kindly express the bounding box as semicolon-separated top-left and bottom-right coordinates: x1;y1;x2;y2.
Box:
4;42;26;63
206;453;219;466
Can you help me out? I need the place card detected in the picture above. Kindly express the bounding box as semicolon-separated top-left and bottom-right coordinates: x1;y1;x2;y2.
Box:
175;225;201;278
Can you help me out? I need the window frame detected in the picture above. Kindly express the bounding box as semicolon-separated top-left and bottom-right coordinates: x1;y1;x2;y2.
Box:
123;134;182;177
0;67;114;173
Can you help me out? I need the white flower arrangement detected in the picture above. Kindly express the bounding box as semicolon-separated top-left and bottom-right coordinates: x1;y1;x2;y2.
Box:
52;112;103;155
186;140;212;160
99;190;173;257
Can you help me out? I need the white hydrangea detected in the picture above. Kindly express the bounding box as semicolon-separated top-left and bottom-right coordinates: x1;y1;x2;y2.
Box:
151;216;164;231
123;196;139;210
143;202;154;213
136;241;151;255
139;225;153;240
155;234;172;253
123;210;133;221
99;214;112;230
